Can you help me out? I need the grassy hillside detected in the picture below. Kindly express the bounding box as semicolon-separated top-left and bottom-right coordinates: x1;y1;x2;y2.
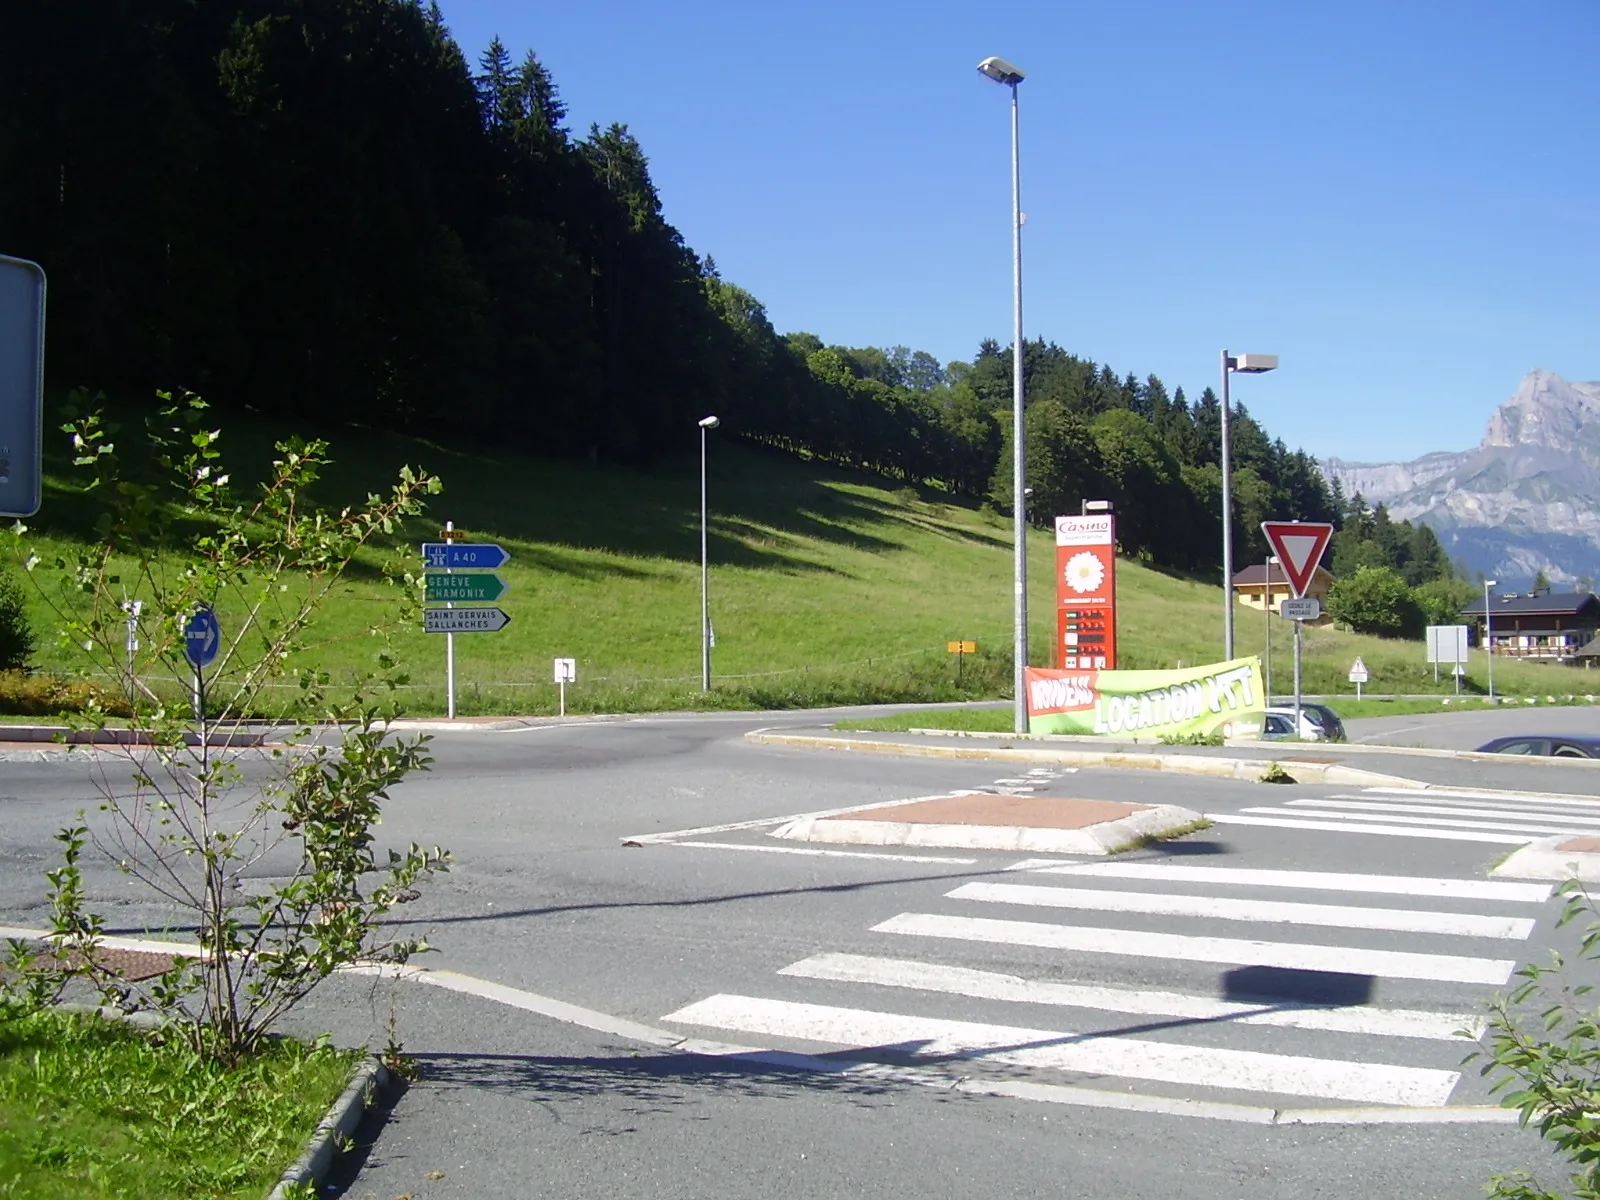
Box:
9;396;1593;717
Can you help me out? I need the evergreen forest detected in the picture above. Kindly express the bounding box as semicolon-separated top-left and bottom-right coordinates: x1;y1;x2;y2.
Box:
0;0;1456;582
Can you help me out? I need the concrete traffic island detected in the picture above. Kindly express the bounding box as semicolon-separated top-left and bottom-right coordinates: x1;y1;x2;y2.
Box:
1494;835;1600;883
770;793;1206;855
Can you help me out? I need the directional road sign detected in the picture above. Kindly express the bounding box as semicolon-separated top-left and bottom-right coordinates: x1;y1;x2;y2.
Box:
1260;521;1334;598
424;572;509;603
424;607;510;634
421;542;510;570
1280;596;1322;622
553;657;576;683
184;605;221;668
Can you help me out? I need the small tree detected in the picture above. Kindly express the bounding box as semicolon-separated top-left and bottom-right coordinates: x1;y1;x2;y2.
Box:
0;562;36;669
1325;565;1423;638
6;389;449;1064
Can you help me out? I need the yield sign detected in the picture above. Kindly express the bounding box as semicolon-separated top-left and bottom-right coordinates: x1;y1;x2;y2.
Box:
1261;520;1334;599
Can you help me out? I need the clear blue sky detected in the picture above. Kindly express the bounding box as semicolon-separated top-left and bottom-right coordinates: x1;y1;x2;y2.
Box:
439;0;1596;464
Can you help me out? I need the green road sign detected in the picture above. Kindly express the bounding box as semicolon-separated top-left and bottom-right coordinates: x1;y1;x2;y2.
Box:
425;572;509;603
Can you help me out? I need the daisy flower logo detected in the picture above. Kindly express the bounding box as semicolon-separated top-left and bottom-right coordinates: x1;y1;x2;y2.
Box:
1063;551;1105;594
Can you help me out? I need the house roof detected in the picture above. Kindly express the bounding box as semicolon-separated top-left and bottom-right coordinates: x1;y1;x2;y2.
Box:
1459;592;1600;620
1232;563;1333;587
1577;635;1600;658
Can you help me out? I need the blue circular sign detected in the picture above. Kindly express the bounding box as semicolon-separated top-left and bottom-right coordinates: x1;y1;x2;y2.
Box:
184;605;221;669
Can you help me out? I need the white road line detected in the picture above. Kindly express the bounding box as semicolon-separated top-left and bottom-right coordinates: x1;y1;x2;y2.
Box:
669;841;977;864
947;882;1535;940
779;952;1484;1041
874;912;1516;984
1350;790;1600;813
661;994;1462;1107
1366;787;1600;807
620;790;979;844
1240;806;1600;836
1205;814;1536;844
1291;798;1600;825
1024;862;1552;903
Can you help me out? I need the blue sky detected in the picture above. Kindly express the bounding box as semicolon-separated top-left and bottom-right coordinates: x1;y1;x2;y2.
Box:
439;0;1597;464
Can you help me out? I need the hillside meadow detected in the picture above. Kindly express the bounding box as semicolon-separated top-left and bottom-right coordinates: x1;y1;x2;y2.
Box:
6;397;1592;718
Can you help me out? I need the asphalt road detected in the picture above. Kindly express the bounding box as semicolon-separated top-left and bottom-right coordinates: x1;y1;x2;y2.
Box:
0;709;1588;1199
1346;700;1600;750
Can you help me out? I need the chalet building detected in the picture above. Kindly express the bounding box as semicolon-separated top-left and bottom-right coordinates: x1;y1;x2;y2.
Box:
1460;590;1600;665
1231;563;1334;626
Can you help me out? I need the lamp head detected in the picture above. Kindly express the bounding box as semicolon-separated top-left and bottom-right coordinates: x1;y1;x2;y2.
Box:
1485;579;1498;588
977;57;1025;86
1228;353;1278;374
698;415;720;429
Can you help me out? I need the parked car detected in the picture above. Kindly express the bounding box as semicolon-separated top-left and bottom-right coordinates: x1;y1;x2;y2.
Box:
1261;707;1328;741
1474;735;1600;759
1295;702;1348;743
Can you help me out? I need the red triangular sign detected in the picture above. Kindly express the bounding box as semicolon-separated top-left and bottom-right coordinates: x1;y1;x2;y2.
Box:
1260;521;1334;598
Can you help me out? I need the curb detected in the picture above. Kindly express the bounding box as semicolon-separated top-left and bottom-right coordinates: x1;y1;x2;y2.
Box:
744;731;1423;789
268;1056;393;1200
771;801;1205;855
1492;837;1600;883
0;724;271;747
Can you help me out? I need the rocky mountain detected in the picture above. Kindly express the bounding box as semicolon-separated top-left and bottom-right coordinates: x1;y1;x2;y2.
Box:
1322;370;1600;586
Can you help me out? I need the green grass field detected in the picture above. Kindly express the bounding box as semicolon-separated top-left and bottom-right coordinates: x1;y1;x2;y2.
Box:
9;395;1595;718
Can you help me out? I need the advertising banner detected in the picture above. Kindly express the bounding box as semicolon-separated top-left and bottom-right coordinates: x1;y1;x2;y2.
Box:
1055;514;1117;669
1025;657;1266;739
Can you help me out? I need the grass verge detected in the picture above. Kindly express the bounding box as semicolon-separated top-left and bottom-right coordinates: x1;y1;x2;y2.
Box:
0;1008;358;1199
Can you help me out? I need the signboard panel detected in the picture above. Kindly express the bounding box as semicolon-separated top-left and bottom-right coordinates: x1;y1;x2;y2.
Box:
1025;657;1265;739
184;606;221;668
424;572;508;603
423;607;510;634
946;640;977;654
1260;521;1334;598
421;542;510;570
1280;597;1321;622
554;657;576;683
1425;624;1470;664
1348;657;1369;683
1055;514;1117;670
0;255;45;517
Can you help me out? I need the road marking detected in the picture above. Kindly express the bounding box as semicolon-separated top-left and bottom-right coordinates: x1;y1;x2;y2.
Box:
1354;789;1600;813
669;841;977;864
1240;806;1600;836
1024;862;1552;903
1292;798;1600;825
779;952;1484;1040
1366;786;1600;807
874;913;1516;984
661;994;1462;1106
1206;813;1536;844
947;882;1535;939
620;790;977;844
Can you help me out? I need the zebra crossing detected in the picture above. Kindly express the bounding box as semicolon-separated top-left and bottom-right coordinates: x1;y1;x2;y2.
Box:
1209;786;1600;843
659;857;1554;1116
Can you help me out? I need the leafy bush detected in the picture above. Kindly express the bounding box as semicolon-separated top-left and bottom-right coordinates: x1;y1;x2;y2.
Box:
0;670;128;717
1474;878;1600;1199
0;565;34;670
1326;565;1424;638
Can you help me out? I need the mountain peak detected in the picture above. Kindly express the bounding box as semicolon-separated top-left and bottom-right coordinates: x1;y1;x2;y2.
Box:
1485;369;1600;449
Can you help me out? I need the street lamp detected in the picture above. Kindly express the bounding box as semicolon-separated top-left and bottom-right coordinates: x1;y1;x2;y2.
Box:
978;54;1029;733
1264;554;1279;701
1484;578;1497;701
1220;351;1278;660
699;415;720;692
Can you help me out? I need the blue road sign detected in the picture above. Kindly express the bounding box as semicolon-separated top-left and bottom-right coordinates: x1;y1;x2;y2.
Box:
184;605;221;669
0;255;46;518
421;542;510;570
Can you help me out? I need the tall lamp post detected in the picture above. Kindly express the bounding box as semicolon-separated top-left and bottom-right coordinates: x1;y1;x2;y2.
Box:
978;54;1029;733
1220;351;1278;660
698;415;720;692
1484;578;1497;701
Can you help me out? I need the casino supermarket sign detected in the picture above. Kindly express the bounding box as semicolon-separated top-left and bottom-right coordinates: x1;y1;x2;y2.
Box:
1055;514;1117;670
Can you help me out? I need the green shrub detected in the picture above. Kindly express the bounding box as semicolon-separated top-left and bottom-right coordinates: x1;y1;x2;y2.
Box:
0;566;34;670
0;671;128;717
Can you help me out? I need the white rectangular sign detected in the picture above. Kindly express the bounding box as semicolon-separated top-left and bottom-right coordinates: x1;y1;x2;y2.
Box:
553;657;576;683
423;607;510;634
1280;597;1322;622
1055;515;1114;547
1425;624;1470;664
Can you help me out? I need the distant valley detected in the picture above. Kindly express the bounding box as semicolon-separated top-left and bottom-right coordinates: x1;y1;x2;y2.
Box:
1322;369;1600;588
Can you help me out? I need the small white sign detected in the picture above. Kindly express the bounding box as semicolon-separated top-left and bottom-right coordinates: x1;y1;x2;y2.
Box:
553;657;576;683
1348;657;1369;683
1281;597;1322;622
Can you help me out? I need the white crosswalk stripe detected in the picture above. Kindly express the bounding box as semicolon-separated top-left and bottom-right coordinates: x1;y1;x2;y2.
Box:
1208;788;1600;845
659;848;1553;1116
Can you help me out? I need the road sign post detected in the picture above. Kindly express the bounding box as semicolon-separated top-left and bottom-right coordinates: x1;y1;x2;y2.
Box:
423;528;513;718
1348;655;1369;701
0;255;46;518
947;640;977;686
183;604;221;724
554;657;576;716
1260;521;1334;734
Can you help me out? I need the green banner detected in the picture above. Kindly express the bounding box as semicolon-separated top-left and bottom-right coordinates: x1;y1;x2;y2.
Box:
1026;657;1265;739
